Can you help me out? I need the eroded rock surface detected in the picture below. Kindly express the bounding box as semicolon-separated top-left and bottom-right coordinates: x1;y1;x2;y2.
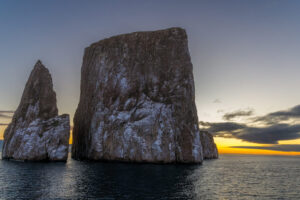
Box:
72;27;203;163
201;131;218;159
2;61;70;161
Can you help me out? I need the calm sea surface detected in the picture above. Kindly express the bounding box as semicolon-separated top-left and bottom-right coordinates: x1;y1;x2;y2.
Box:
0;154;299;199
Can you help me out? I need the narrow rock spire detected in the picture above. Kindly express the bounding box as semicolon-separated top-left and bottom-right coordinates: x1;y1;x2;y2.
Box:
2;61;70;161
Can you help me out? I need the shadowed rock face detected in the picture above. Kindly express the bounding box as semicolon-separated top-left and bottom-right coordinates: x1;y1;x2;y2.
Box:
201;131;218;159
2;61;70;161
72;27;203;163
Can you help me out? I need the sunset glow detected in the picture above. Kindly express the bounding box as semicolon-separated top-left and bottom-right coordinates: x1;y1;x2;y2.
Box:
215;137;300;156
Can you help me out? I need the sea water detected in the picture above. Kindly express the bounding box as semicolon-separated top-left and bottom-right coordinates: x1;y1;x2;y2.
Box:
0;154;299;199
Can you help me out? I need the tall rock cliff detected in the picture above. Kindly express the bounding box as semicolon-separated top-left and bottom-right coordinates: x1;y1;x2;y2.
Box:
2;61;70;161
72;27;203;163
201;131;218;159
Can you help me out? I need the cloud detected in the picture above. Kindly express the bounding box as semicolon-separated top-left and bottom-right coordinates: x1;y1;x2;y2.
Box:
200;104;300;144
230;145;300;152
199;121;300;144
213;99;221;103
254;104;300;124
199;121;246;135
0;110;14;119
223;109;254;121
238;124;300;144
0;123;9;126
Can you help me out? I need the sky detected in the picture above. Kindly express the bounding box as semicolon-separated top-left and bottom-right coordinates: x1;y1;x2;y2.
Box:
1;0;300;155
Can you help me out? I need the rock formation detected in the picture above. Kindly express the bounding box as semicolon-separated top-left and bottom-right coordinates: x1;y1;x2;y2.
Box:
2;61;70;161
72;27;204;163
200;131;218;159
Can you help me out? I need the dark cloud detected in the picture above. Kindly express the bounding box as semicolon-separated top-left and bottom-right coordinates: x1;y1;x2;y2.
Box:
0;110;14;119
223;109;254;121
0;123;9;126
200;121;300;144
238;124;300;144
230;145;300;152
254;104;300;124
0;111;14;114
199;121;246;135
200;104;300;144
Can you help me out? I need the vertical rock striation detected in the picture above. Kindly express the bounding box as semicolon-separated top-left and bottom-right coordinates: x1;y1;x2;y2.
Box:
72;27;203;163
2;61;70;161
200;131;218;159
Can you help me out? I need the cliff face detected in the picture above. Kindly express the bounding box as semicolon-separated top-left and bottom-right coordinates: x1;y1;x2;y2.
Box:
201;131;218;159
72;27;203;163
2;61;70;161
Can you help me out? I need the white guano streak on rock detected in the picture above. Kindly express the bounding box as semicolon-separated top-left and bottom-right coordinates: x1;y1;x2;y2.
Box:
5;115;70;161
73;28;206;163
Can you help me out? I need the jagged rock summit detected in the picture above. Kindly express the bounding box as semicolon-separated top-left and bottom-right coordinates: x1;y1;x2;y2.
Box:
2;61;70;161
72;27;205;163
201;131;218;159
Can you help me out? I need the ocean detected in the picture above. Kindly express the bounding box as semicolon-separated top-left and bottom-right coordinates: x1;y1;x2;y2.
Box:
0;153;299;199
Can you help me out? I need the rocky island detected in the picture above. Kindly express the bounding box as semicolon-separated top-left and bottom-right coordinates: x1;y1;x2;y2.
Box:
2;61;70;161
201;131;218;159
72;27;217;163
